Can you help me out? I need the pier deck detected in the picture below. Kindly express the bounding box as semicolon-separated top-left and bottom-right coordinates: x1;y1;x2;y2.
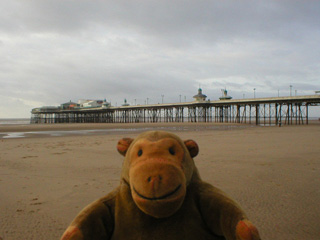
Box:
31;95;320;125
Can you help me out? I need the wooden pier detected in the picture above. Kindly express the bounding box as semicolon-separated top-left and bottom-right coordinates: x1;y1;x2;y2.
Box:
31;95;320;126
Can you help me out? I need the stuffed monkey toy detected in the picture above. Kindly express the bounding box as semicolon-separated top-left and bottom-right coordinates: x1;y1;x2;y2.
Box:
61;131;261;240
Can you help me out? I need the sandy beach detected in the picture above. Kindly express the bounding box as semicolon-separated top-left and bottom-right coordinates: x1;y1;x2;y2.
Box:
0;122;319;240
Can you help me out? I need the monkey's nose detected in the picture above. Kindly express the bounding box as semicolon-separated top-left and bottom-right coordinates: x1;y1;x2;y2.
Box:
147;175;163;183
147;175;163;190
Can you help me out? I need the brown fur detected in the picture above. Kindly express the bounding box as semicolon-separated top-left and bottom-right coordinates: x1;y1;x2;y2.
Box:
61;131;261;240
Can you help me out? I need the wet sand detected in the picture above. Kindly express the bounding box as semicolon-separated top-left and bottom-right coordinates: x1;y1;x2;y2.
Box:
0;123;319;239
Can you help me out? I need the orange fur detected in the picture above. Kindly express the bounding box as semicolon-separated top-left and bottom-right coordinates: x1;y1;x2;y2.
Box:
61;226;82;240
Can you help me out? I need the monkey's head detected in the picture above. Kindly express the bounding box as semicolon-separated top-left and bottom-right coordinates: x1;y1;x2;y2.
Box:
117;131;199;218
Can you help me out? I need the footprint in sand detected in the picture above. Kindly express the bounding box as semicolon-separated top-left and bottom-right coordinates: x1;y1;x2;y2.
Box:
30;198;43;206
53;152;67;155
30;202;42;205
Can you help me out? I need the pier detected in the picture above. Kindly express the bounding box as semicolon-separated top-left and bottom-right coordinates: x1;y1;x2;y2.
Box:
31;94;320;126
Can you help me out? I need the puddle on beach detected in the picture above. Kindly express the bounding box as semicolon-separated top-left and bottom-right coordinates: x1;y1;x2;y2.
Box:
0;128;144;139
1;132;26;139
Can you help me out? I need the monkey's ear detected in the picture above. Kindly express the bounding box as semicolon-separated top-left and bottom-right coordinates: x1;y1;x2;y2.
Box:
117;138;134;156
184;139;199;158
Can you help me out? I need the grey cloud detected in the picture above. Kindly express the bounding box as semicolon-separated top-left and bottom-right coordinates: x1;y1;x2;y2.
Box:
0;0;319;118
3;1;319;40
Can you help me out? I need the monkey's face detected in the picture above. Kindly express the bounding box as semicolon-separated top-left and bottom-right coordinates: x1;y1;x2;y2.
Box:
128;138;187;218
117;131;199;218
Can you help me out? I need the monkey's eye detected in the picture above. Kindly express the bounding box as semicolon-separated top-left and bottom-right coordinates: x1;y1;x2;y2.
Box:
137;149;143;157
169;147;175;155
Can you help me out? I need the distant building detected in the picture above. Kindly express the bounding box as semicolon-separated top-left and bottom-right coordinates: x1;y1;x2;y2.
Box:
219;89;232;100
61;101;78;110
122;99;130;106
102;99;111;108
32;106;60;112
193;88;207;102
78;99;104;108
78;99;89;106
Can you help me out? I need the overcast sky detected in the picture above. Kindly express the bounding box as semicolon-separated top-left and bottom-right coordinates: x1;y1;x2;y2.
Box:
1;0;319;118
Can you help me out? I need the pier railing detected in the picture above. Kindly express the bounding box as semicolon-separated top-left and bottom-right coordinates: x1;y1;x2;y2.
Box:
31;95;320;126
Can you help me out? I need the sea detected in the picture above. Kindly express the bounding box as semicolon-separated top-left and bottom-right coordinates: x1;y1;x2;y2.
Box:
0;118;30;125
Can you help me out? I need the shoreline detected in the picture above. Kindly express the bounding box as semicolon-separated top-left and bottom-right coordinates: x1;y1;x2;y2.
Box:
0;122;247;132
1;120;319;132
0;122;254;139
